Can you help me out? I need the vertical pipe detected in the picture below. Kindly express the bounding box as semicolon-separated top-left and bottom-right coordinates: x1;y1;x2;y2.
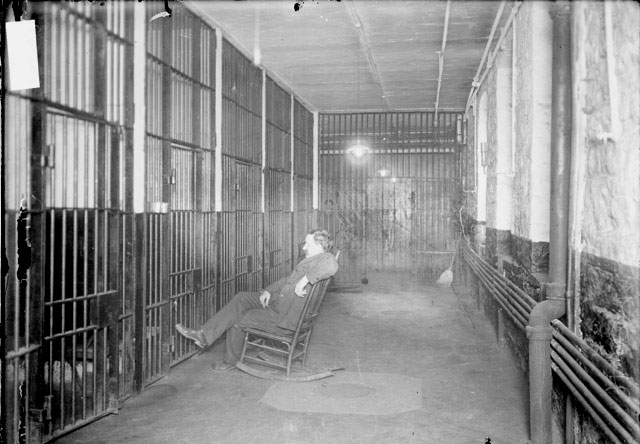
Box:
548;3;571;286
527;3;571;444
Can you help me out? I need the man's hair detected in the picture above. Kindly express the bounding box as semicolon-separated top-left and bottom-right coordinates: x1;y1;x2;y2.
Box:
309;228;333;252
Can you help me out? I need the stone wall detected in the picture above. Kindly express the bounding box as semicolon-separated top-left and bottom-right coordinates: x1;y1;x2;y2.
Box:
571;3;640;441
573;0;640;383
574;2;640;266
464;2;639;443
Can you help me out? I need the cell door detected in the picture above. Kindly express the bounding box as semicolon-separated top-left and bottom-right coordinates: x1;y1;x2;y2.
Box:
366;177;415;272
264;169;293;286
234;161;263;292
39;112;124;441
169;145;205;365
411;151;459;282
218;159;263;306
318;178;368;283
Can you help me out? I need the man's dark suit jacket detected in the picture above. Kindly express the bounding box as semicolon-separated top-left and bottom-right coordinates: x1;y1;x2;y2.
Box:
265;252;339;330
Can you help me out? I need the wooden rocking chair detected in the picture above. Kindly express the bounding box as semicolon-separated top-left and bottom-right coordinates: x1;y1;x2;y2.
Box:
235;276;340;382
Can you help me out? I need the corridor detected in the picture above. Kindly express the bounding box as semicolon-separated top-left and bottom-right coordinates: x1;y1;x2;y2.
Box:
54;274;529;444
3;1;638;443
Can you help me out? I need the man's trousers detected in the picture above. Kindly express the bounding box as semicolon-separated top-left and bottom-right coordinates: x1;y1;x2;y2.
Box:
200;291;292;364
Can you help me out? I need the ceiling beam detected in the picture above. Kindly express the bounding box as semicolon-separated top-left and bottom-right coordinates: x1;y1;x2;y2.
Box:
347;1;389;111
434;0;451;122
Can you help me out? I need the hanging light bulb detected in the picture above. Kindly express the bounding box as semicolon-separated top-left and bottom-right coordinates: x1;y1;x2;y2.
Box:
346;143;371;157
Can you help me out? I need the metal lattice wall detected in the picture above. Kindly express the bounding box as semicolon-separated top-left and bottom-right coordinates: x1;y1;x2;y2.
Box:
319;111;465;283
2;4;318;442
219;40;263;305
4;2;135;441
143;3;217;382
264;77;292;285
293;100;315;259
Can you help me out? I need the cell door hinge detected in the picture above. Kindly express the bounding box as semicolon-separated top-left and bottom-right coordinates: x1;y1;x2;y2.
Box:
167;169;176;185
36;145;55;169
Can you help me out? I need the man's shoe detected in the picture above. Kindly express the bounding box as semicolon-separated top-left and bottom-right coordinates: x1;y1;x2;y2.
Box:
175;324;207;348
210;361;235;373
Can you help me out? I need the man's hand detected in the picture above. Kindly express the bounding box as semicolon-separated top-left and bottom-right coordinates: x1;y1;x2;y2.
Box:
259;290;271;308
295;276;310;297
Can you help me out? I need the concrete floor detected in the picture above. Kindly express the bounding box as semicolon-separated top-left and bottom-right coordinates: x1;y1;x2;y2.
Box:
55;273;530;444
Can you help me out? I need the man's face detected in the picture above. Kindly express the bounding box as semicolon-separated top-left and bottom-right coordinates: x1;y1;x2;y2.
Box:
302;234;324;258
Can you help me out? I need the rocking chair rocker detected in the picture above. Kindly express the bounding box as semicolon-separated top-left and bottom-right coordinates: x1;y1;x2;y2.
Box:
235;275;340;382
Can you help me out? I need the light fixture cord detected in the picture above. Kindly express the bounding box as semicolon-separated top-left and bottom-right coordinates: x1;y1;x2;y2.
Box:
357;40;361;140
356;46;360;140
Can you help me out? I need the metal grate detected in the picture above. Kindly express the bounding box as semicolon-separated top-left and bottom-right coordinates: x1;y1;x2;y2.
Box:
293;101;315;260
143;2;217;373
319;111;464;283
2;2;134;441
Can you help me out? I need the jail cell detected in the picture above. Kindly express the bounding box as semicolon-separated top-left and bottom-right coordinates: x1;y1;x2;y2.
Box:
1;2;136;441
219;159;263;304
221;40;263;164
143;10;171;386
319;177;368;283
219;39;263;303
143;3;218;377
292;100;315;260
264;170;292;285
366;174;414;272
234;163;263;292
410;149;460;283
319;112;464;283
4;93;43;444
141;134;169;386
168;145;203;366
263;77;293;285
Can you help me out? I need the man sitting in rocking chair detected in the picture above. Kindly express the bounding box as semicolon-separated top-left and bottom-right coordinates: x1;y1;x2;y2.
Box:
176;229;339;372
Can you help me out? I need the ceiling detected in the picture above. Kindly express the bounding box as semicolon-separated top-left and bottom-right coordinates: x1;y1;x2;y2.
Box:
186;0;510;113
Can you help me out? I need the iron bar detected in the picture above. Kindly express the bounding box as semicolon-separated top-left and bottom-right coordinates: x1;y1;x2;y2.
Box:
5;345;42;360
